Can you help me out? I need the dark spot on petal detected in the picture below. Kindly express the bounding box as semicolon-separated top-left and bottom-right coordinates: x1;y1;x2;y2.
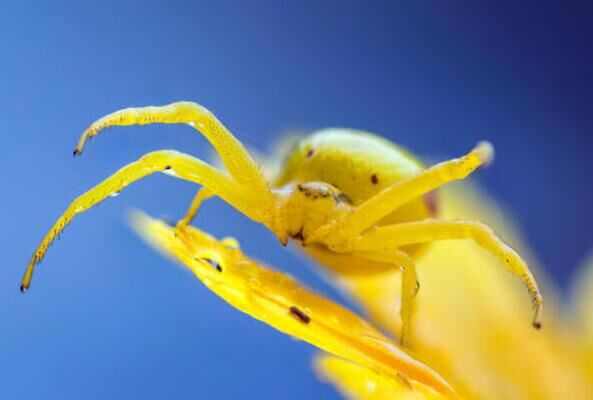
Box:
201;257;223;272
289;306;311;324
164;165;172;170
371;174;379;185
306;148;315;158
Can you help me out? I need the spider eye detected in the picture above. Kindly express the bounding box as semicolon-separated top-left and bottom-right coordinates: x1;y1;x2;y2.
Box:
201;257;223;272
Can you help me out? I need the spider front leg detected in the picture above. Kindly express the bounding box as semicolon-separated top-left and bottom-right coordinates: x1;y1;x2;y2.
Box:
74;101;272;200
306;141;494;245
21;150;273;292
342;220;543;329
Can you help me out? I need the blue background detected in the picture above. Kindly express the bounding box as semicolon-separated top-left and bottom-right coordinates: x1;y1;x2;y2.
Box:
2;2;592;399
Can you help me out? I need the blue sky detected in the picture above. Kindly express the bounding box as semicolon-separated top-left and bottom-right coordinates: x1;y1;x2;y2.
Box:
2;2;592;399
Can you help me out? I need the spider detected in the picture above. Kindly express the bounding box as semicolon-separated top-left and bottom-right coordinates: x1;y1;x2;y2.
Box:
21;101;543;345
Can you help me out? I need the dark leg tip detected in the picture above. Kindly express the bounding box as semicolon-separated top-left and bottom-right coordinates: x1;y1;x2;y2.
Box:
73;148;81;157
19;284;28;293
532;321;542;330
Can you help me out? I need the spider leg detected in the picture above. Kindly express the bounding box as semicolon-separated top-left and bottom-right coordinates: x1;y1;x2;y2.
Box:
21;150;272;292
397;255;418;347
306;141;493;245
176;187;214;229
74;101;272;202
343;219;543;330
356;250;419;347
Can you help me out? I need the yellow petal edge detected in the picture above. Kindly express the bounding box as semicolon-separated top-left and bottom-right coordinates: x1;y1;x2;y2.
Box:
130;210;455;398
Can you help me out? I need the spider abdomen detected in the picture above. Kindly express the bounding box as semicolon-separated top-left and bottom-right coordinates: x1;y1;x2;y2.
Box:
273;129;438;228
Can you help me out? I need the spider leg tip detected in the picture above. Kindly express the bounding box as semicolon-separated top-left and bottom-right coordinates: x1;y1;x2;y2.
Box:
475;141;495;166
19;283;29;294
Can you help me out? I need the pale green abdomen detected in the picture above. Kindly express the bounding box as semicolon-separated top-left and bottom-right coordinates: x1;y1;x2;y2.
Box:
273;129;437;228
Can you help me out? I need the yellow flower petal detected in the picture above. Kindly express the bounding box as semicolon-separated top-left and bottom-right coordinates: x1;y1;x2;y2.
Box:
572;252;593;379
315;353;447;400
129;211;456;398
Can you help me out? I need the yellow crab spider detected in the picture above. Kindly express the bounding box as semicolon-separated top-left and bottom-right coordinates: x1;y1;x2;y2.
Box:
130;210;456;398
21;101;543;346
